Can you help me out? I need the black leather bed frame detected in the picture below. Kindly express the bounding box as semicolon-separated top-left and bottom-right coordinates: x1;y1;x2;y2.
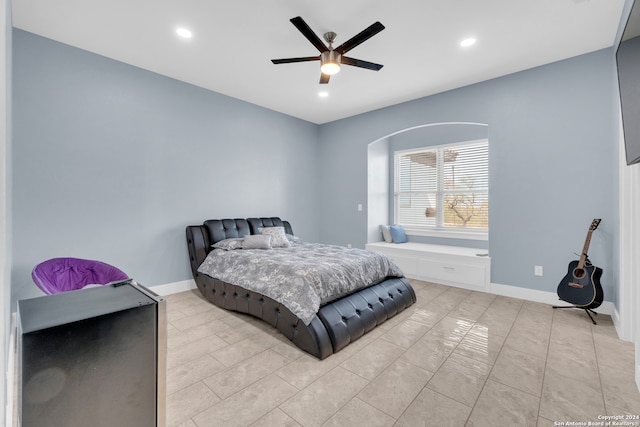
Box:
185;217;416;359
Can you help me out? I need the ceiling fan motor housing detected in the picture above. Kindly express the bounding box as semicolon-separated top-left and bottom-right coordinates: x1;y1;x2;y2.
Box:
321;50;342;74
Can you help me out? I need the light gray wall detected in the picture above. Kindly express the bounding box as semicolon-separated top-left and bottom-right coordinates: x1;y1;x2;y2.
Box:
11;30;320;303
366;137;389;243
318;49;618;301
11;29;620;308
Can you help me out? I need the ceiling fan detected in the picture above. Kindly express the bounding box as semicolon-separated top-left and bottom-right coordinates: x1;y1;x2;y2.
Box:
271;16;385;84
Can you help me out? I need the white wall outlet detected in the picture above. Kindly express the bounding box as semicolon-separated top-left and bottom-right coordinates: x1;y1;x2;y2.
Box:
357;203;363;212
534;265;543;276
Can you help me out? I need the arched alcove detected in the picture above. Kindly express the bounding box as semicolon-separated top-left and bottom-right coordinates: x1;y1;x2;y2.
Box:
367;122;489;246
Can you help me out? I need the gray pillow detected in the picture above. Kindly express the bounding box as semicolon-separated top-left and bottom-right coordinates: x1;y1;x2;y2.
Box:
242;234;272;249
212;237;244;250
380;225;393;243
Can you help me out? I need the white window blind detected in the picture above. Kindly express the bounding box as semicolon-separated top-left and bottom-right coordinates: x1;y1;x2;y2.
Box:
394;139;489;233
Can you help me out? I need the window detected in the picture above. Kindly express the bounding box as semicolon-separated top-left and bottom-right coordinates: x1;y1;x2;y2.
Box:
394;139;488;239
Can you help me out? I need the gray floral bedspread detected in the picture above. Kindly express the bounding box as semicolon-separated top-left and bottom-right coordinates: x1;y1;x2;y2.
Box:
197;243;404;325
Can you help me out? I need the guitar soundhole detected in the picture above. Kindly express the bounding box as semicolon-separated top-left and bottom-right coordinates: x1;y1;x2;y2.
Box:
573;268;585;279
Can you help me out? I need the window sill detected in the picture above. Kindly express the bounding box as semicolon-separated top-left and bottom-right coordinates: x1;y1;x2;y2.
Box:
403;227;488;241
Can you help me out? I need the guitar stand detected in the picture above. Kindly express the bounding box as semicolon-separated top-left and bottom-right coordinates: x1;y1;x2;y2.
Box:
552;305;598;325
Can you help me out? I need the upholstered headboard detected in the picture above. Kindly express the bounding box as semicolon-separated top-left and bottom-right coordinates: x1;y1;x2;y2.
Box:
203;217;293;245
185;217;293;287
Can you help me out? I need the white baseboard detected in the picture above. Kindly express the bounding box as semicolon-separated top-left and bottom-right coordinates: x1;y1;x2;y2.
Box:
637;350;640;394
489;282;615;316
148;279;197;296
6;313;16;427
146;278;626;343
489;282;627;341
150;278;618;316
610;305;622;335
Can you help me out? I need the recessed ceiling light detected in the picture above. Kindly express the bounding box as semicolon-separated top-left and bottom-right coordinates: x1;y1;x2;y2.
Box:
176;28;193;39
319;92;329;98
460;38;476;47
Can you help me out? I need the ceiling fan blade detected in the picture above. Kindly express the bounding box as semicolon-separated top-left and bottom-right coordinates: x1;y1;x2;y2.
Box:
290;16;329;53
271;56;320;64
335;21;385;54
319;73;330;84
341;56;384;71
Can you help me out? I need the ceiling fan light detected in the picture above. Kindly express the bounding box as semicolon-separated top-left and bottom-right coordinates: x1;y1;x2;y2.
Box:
321;62;340;75
460;37;476;47
176;28;192;39
320;51;341;75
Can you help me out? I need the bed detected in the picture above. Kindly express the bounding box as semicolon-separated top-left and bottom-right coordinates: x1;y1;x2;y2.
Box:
185;217;416;359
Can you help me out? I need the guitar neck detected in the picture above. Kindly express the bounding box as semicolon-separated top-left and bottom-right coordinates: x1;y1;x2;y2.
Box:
577;230;595;269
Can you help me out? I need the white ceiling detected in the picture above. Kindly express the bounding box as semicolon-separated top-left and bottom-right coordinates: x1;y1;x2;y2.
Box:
12;0;626;124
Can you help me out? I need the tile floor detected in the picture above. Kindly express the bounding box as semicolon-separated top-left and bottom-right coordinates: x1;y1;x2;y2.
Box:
165;279;640;427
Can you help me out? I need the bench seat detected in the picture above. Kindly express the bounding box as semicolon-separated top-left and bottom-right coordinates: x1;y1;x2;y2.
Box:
365;242;491;291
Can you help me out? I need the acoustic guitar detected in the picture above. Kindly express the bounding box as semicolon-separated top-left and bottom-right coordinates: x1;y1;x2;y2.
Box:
556;219;603;308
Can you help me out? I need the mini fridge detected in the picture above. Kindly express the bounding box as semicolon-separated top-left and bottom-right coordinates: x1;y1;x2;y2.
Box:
17;280;166;427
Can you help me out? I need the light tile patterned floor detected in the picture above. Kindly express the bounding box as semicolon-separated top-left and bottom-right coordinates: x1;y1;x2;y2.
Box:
165;279;640;427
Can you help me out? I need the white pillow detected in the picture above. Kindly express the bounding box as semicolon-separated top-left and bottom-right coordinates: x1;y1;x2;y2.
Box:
380;225;393;243
258;226;291;248
242;234;272;249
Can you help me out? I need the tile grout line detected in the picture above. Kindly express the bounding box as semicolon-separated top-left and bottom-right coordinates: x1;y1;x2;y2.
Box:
536;303;556;424
460;295;519;425
590;320;608;415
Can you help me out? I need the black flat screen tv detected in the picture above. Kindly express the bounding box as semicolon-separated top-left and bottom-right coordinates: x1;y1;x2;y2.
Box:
617;0;640;165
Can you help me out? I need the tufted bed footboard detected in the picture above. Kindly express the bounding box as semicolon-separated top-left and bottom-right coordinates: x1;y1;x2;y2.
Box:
186;217;416;359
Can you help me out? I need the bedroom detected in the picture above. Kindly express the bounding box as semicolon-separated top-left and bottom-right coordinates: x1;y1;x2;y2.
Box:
1;0;640;425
